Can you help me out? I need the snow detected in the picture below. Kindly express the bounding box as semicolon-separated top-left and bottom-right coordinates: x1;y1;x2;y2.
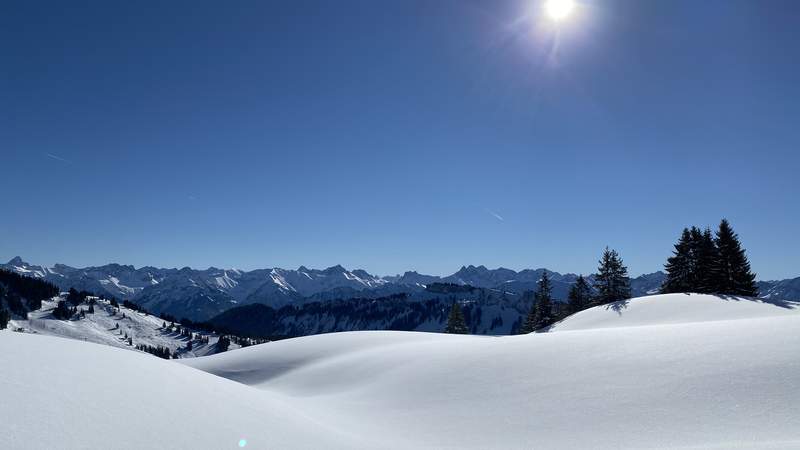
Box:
0;332;363;450
549;293;799;331
10;297;225;357
3;293;799;449
183;293;800;449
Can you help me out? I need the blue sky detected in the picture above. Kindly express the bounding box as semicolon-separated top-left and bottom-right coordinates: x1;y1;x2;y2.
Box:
2;1;798;279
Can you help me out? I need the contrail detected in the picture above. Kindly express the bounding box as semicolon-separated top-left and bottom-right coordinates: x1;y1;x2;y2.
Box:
487;210;505;222
45;153;72;163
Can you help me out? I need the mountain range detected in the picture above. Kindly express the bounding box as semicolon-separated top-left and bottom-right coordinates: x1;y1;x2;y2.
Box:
3;256;798;321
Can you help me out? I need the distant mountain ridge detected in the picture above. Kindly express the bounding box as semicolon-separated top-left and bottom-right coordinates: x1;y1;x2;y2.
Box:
3;257;796;321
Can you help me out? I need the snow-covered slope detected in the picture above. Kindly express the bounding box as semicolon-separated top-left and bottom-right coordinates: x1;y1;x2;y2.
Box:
184;294;800;449
4;294;799;449
11;297;225;357
0;332;361;450
549;292;799;331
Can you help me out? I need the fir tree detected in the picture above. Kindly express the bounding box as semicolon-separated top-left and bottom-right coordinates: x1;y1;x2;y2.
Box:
715;219;757;296
566;275;591;315
66;288;80;306
444;302;468;334
695;228;722;293
216;335;230;353
519;296;537;334
593;247;631;304
52;301;72;320
661;228;693;293
532;272;554;330
0;308;9;330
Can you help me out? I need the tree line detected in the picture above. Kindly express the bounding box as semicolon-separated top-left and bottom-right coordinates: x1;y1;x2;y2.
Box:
0;269;59;329
445;219;757;335
661;219;757;296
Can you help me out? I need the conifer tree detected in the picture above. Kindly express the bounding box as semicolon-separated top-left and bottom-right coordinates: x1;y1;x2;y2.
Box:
695;228;722;293
715;219;757;296
661;228;693;293
0;308;9;330
66;287;81;306
52;300;72;320
216;335;230;353
532;272;554;330
566;275;591;315
519;306;535;335
444;302;468;334
593;247;631;304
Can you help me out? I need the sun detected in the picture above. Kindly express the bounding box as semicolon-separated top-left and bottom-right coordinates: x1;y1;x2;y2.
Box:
544;0;575;22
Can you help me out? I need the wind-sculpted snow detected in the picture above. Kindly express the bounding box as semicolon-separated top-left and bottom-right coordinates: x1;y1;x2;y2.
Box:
3;294;799;449
0;332;364;450
185;294;800;449
549;292;800;331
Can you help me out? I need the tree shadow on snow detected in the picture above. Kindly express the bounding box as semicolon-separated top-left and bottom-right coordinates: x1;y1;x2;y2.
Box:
604;299;630;315
711;294;798;310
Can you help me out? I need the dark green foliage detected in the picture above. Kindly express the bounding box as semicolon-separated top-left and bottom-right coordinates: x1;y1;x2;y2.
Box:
444;302;468;334
532;272;554;330
715;219;758;296
135;344;173;359
662;228;694;294
0;269;58;312
52;301;74;320
566;275;591;315
695;228;722;293
661;219;757;296
593;247;631;304
123;300;147;313
5;291;27;316
662;227;722;294
0;308;9;329
519;273;556;333
66;288;90;306
216;335;230;353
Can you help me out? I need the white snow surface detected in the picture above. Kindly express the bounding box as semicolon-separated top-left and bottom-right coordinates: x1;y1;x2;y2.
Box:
3;293;800;449
10;297;226;357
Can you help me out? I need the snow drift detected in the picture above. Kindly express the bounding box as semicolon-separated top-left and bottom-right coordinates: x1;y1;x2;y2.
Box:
2;294;799;449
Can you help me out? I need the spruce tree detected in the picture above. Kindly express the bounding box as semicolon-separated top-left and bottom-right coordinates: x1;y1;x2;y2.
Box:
52;300;72;320
566;275;591;315
715;219;757;296
696;228;722;293
216;335;230;353
593;247;631;304
661;228;693;293
532;272;554;330
0;308;9;330
444;302;468;334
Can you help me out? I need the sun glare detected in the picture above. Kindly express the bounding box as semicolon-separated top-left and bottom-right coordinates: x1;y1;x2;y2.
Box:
544;0;575;22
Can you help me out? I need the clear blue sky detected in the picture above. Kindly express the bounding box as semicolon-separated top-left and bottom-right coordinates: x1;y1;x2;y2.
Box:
2;1;798;279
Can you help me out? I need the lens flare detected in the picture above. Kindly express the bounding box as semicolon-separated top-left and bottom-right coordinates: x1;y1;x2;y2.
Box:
238;439;247;448
545;0;575;21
